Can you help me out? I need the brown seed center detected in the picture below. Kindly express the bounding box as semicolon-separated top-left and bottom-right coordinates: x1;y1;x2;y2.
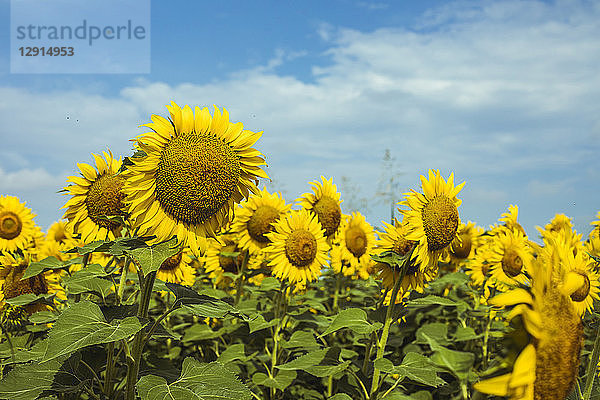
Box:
160;252;183;272
570;271;591;302
155;132;241;225
501;249;523;277
421;195;459;251
0;212;23;240
247;205;280;244
85;173;126;229
285;230;317;267
1;263;49;300
346;226;367;258
313;197;341;237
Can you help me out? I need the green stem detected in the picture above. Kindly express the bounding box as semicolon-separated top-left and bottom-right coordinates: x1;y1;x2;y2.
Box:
369;251;411;399
583;321;600;399
74;253;91;303
103;342;115;398
270;284;288;400
234;250;250;306
125;271;156;400
362;331;377;375
117;259;131;305
333;272;342;312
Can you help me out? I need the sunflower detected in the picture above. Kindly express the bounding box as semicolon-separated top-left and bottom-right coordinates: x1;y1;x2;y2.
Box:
373;219;434;294
296;176;343;240
62;151;126;243
485;227;532;290
399;170;465;272
446;221;484;269
230;188;291;255
498;204;527;236
46;220;73;244
124;103;268;256
330;212;375;279
0;252;65;314
203;234;249;288
155;248;195;286
264;209;329;286
0;195;38;253
474;246;583;400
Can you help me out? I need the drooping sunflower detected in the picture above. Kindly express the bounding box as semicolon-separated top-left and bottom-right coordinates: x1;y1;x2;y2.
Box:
264;209;329;287
474;248;584;400
486;227;533;290
62;151;126;243
296;176;343;240
124;102;268;256
373;219;434;294
498;204;527;236
330;212;376;279
399;170;465;272
0;195;38;253
230;188;291;255
446;221;484;269
0;252;65;314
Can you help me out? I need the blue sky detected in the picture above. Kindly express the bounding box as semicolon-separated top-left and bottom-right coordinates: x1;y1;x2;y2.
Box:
1;0;599;242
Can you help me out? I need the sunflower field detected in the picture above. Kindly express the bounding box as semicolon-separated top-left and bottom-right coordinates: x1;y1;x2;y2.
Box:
1;103;600;400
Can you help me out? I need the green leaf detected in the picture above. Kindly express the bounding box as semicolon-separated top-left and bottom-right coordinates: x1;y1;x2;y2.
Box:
247;314;278;333
282;330;319;349
328;395;354;400
453;326;480;341
22;256;80;279
125;237;180;275
252;370;296;391
406;295;457;307
415;323;450;346
0;355;68;400
182;324;226;343
257;276;281;291
5;293;55;307
276;347;350;377
166;282;246;320
374;352;445;387
137;358;251;400
41;300;143;362
62;268;114;297
218;343;247;364
421;332;475;381
320;308;378;337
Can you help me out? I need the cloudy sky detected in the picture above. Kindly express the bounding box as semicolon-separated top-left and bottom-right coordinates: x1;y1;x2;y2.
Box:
1;0;599;241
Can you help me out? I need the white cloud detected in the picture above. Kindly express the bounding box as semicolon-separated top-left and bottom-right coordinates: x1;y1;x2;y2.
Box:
1;0;599;234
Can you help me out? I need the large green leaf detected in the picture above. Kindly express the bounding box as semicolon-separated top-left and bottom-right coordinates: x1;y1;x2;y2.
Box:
41;300;143;362
282;330;319;349
320;308;380;337
0;355;67;400
276;347;351;377
166;282;246;320
137;358;251;400
4;293;55;307
22;256;81;280
252;370;296;391
124;237;180;275
61;268;114;297
406;295;457;307
421;332;475;381
374;352;446;387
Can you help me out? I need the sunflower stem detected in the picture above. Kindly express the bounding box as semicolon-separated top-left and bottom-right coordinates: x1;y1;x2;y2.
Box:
116;258;130;305
234;250;250;306
73;253;91;303
270;283;288;400
125;271;156;400
369;251;410;400
333;271;343;312
583;319;600;400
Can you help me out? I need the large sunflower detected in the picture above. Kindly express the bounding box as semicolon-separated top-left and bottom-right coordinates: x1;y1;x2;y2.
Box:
264;209;329;286
330;212;375;280
62;151;126;243
474;247;583;400
373;219;434;294
399;170;465;272
0;195;38;253
296;176;343;240
230;188;291;255
124;102;268;256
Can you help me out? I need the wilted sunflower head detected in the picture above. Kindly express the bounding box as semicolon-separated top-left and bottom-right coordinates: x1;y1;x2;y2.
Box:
399;170;465;272
62;151;126;243
124;102;269;256
231;188;291;255
264;209;329;286
296;176;343;239
0;195;38;253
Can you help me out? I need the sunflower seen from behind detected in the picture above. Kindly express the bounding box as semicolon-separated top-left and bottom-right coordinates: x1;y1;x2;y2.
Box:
124;102;268;256
0;195;38;254
399;170;465;272
62;151;126;243
296;176;342;240
264;209;329;287
230;188;291;256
